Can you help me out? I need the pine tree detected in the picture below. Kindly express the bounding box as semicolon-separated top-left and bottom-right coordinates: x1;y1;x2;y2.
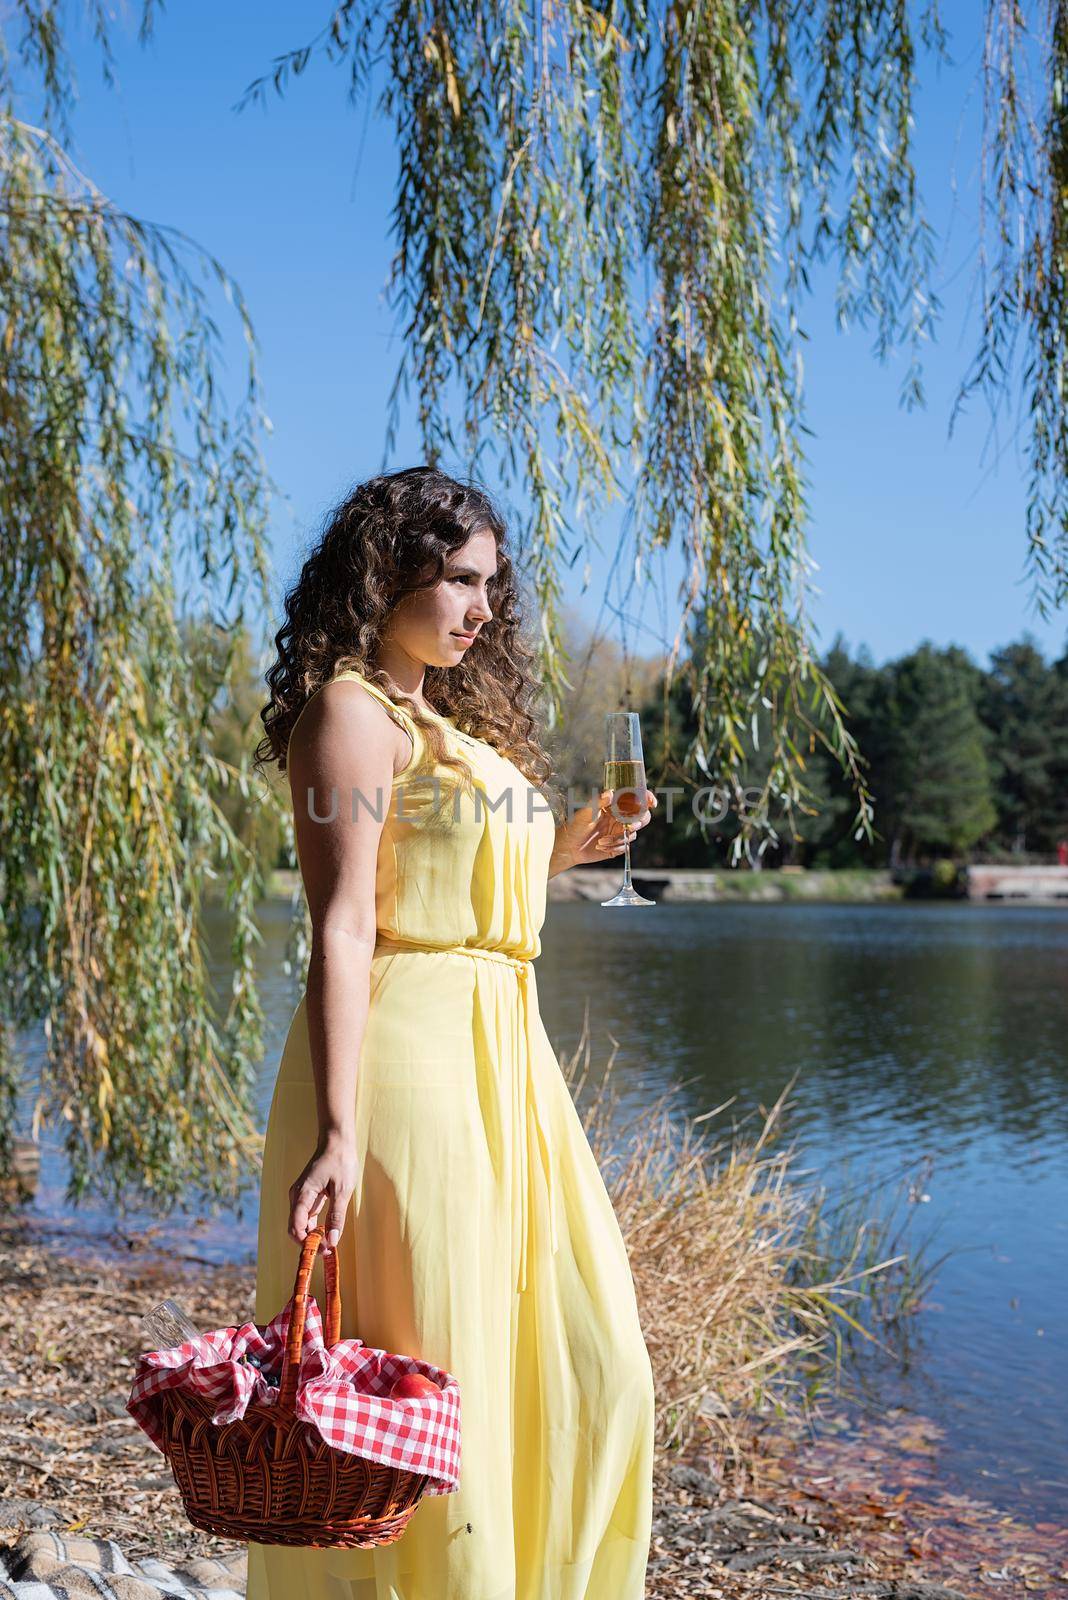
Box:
884;646;997;861
979;639;1060;853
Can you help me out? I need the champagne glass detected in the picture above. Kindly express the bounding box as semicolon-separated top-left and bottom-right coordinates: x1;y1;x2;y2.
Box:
600;712;656;908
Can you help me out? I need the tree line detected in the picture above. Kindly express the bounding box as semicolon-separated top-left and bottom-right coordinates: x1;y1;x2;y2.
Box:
632;634;1068;869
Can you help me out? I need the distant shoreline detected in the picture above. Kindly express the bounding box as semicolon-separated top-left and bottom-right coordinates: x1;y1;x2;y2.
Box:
263;864;1068;906
267;865;903;904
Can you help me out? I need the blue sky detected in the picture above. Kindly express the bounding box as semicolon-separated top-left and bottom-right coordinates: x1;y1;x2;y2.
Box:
50;1;1068;672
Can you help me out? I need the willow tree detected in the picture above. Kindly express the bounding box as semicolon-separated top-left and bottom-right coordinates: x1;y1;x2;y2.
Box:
0;6;273;1206
241;0;1068;859
5;3;1068;1205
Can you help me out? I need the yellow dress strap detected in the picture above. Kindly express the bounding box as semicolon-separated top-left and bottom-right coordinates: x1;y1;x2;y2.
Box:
331;668;408;718
288;667;422;770
330;668;425;771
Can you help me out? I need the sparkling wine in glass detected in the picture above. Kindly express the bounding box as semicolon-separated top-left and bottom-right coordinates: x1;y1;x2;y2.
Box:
600;712;656;908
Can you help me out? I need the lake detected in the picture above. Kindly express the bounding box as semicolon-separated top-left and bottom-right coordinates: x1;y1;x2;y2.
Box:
16;898;1068;1520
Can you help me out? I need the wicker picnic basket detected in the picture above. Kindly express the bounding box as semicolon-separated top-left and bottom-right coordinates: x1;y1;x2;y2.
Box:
150;1226;432;1549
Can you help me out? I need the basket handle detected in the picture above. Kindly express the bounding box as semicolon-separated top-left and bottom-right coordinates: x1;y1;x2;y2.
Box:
277;1226;342;1417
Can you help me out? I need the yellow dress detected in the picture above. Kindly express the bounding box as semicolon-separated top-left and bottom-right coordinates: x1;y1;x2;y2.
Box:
247;669;655;1600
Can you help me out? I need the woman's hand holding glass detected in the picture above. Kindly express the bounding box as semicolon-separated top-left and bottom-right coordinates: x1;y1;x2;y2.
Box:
549;787;657;873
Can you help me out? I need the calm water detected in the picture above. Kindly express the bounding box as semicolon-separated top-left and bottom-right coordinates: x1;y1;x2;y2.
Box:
16;900;1068;1518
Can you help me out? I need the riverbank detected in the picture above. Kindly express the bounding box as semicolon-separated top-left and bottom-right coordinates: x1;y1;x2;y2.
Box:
3;1054;1065;1597
0;1216;1063;1598
549;865;904;903
0;1012;1058;1597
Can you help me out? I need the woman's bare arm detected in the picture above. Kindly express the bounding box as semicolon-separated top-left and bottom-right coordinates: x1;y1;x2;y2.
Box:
285;680;409;1248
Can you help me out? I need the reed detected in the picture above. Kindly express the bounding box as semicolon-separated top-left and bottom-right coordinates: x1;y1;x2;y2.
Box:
559;1009;938;1468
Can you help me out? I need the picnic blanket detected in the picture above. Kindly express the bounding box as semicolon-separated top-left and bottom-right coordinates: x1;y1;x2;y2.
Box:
0;1528;245;1600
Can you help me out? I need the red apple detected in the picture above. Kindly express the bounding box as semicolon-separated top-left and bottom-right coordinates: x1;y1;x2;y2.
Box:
390;1372;440;1400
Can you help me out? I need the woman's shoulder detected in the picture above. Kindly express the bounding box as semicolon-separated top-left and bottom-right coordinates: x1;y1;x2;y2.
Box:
288;668;421;775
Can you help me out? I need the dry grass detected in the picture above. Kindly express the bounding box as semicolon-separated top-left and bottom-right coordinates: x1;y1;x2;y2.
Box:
559;1007;930;1472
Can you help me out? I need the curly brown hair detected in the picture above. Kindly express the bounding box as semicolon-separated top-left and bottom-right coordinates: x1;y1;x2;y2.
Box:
254;466;555;795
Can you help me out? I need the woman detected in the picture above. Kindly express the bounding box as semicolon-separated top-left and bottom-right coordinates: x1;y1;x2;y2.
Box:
249;466;657;1599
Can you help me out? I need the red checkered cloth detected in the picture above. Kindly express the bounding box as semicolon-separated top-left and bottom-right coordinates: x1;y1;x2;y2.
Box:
126;1295;462;1496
